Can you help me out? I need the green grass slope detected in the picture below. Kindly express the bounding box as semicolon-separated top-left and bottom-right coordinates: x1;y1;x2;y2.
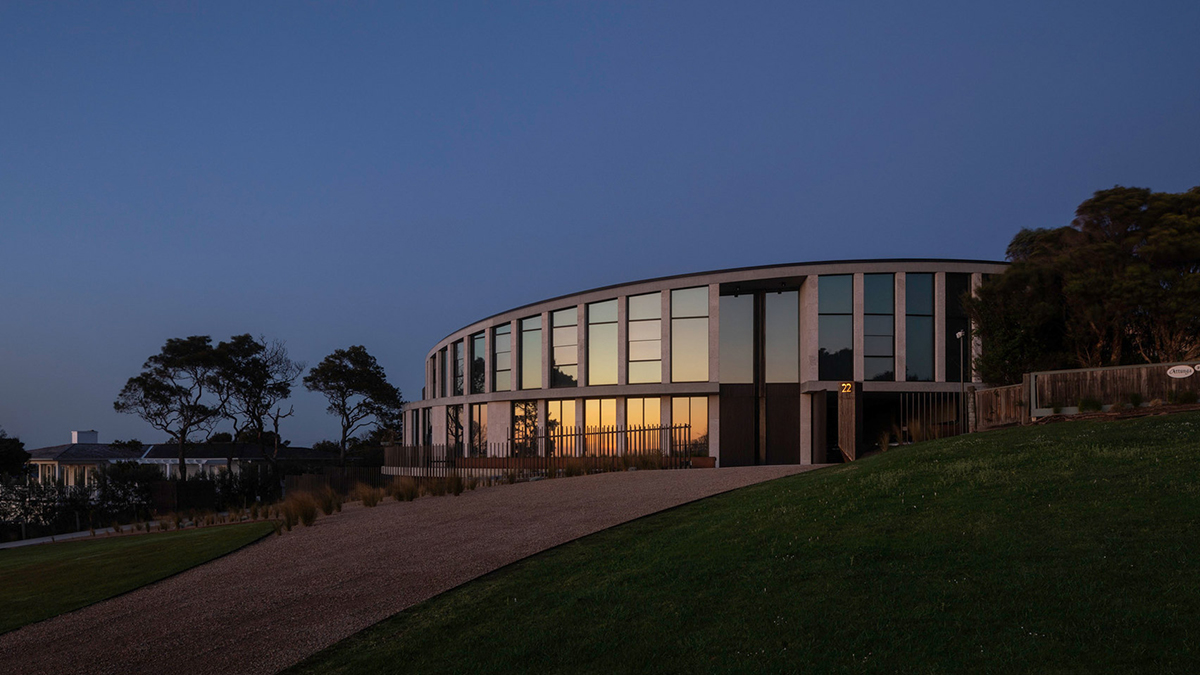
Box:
289;413;1200;674
0;521;274;634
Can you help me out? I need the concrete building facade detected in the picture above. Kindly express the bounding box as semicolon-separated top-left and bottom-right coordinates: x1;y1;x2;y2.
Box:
406;259;1006;466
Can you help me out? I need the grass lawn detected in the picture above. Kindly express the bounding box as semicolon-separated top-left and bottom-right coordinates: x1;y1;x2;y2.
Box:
0;520;274;634
288;412;1200;674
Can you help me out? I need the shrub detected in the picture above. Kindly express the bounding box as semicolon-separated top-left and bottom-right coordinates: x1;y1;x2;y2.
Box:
1177;390;1199;405
563;459;586;478
392;477;419;502
1079;396;1103;412
315;487;341;516
449;474;464;496
427;478;448;497
1126;392;1144;408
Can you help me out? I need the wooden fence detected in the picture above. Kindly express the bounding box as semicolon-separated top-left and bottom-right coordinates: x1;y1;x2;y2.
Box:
1030;361;1200;416
973;383;1026;430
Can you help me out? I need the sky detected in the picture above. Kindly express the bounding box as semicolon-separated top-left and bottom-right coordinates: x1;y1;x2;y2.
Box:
2;1;1198;449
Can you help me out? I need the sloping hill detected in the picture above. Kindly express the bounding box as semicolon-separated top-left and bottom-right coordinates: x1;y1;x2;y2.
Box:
289;412;1200;674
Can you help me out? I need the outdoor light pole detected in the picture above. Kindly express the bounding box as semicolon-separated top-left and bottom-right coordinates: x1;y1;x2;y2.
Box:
956;330;966;434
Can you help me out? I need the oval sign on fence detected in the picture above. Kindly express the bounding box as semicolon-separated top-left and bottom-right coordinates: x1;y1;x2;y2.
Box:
1167;365;1196;379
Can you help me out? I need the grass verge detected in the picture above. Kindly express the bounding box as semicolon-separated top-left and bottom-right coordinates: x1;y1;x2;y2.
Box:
0;520;274;634
287;412;1200;674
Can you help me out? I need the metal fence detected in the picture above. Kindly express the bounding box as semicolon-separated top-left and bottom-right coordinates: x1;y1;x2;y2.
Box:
383;423;699;481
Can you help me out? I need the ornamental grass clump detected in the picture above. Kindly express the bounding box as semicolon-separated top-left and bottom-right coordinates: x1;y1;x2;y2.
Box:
350;482;384;507
315;487;342;515
449;473;465;496
388;477;419;502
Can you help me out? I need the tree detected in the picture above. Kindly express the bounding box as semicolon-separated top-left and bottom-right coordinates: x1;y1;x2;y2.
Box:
303;346;403;464
213;334;304;468
0;428;29;478
114;336;225;482
966;185;1200;384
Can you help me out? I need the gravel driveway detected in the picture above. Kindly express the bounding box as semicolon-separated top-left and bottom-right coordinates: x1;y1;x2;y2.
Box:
0;465;816;675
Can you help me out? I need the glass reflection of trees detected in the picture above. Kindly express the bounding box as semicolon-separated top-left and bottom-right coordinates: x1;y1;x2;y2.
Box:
512;400;538;456
469;403;487;456
470;332;486;394
446;404;463;456
551;308;578;388
863;274;895;381
818;275;853;381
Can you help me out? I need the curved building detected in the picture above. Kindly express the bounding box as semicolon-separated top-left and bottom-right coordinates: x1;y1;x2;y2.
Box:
406;259;1007;466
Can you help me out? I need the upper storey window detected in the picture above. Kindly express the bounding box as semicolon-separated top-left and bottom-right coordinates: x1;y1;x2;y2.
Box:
628;292;662;384
470;332;486;394
520;316;542;390
818;275;853;381
493;324;512;392
671;287;709;383
945;273;971;383
765;290;798;383
719;294;753;384
551;308;578;388
588;300;618;386
863;274;895;381
906;273;934;382
451;340;464;396
438;347;448;398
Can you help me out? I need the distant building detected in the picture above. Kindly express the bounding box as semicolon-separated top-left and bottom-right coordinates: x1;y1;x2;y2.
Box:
25;431;336;484
405;259;1007;465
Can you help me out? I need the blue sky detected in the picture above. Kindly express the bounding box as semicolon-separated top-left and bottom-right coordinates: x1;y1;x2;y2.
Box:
2;1;1198;449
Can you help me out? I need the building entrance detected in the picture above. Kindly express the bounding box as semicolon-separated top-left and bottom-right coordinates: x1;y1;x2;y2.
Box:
718;285;803;466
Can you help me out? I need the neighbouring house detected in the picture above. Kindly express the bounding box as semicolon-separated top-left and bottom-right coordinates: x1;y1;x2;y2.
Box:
27;431;140;486
25;431;337;483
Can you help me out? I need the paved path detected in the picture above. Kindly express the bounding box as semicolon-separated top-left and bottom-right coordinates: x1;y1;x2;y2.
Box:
0;466;817;675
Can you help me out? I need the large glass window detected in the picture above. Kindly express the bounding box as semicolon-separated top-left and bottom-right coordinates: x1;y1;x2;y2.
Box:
818;275;853;381
446;405;463;454
493;324;512;392
863;274;895;381
671;287;709;382
512;400;538;455
765;291;798;382
551;308;578;388
547;399;578;456
520;316;542;390
438;347;448;398
906;273;934;382
626;397;661;427
451;340;464;396
946;273;971;383
584;398;616;454
672;396;709;456
470;332;486;394
469;403;487;456
628;292;662;384
719;294;754;384
588;300;618;386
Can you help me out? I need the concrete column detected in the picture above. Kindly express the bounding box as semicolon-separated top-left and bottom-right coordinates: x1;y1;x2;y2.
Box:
432;405;447;445
661;291;672;384
707;394;720;466
708;283;720;383
576;304;586;389
615;396;627;453
487;401;509;456
895;273;907;382
799;276;818;382
853;272;865;382
616;295;628;386
799;392;812;464
541;310;551;392
970;273;983;383
935;272;947;382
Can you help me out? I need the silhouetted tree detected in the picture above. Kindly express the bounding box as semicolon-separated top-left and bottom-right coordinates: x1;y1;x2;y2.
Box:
303;346;403;463
114;336;224;482
0;428;29;478
214;335;304;469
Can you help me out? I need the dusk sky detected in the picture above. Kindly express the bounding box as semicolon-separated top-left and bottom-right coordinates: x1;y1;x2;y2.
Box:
2;1;1198;449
